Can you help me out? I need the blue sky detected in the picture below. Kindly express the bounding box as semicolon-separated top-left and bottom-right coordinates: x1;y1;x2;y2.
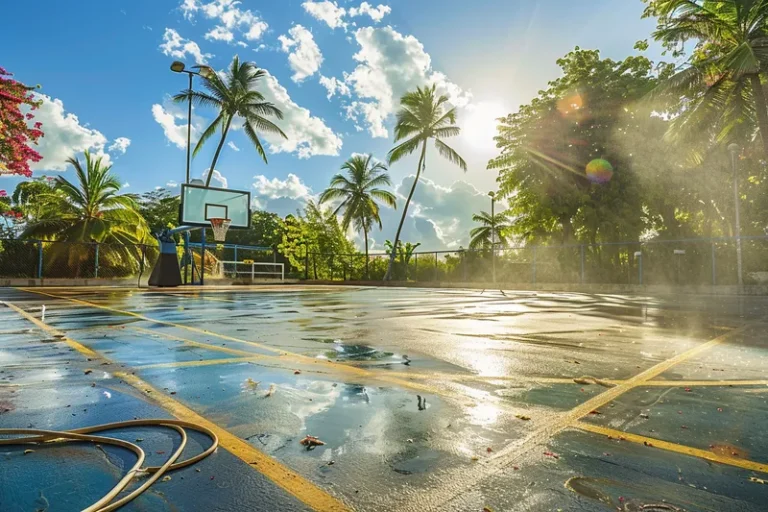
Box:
3;0;663;249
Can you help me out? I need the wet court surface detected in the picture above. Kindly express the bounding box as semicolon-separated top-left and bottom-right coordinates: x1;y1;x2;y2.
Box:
1;285;767;511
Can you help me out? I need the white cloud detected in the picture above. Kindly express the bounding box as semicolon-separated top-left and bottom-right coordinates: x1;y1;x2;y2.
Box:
166;180;180;188
180;0;268;41
202;168;228;188
24;94;111;172
236;41;248;48
278;25;324;83
108;137;131;154
348;2;391;22
159;28;211;64
227;141;240;151
259;70;343;158
151;97;205;149
319;75;351;99
251;173;314;216
122;182;130;189
343;26;472;138
205;26;234;42
302;1;347;30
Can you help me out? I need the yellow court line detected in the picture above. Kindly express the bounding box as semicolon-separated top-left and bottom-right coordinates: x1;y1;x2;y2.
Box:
642;379;768;387
2;300;351;512
122;324;265;359
136;357;262;370
574;421;768;474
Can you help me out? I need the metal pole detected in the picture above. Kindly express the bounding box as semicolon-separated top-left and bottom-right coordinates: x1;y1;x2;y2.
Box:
183;231;189;285
234;245;238;263
532;246;537;284
251;262;255;281
580;245;585;284
490;194;496;283
711;241;717;286
414;253;418;280
201;228;206;286
434;252;438;281
462;250;467;281
94;243;100;278
728;143;743;289
638;252;643;285
186;72;192;185
37;241;43;279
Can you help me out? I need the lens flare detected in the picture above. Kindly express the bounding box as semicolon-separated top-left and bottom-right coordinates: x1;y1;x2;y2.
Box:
557;93;583;116
586;159;614;184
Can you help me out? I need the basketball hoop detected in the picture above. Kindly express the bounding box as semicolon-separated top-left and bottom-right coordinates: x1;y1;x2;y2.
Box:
209;218;232;242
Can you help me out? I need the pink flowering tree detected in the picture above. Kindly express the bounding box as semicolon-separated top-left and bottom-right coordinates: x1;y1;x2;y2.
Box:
0;66;44;177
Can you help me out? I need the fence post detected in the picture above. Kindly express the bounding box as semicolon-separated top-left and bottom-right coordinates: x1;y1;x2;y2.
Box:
94;243;100;278
201;228;206;286
462;250;467;282
434;252;438;281
532;246;537;285
37;241;43;279
304;249;309;280
638;251;643;285
413;253;417;281
330;255;334;280
711;241;716;286
234;245;238;263
580;245;585;284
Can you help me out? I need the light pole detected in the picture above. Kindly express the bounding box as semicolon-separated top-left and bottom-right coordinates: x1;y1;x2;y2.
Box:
728;143;743;290
170;61;212;184
488;191;496;283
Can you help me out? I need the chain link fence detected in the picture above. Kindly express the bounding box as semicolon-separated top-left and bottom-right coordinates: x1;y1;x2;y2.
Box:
2;236;767;288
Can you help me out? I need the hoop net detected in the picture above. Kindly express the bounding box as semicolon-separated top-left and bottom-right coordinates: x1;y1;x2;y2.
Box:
209;218;232;242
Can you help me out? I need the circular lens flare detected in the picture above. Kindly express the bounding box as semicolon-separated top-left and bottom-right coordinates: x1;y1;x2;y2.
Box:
586;159;614;184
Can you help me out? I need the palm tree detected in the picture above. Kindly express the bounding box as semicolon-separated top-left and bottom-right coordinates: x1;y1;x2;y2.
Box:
174;56;287;187
22;151;151;276
645;0;768;157
469;211;511;250
319;154;397;278
384;84;467;280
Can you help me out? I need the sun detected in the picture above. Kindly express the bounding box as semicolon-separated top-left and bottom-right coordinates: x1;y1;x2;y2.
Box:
461;101;506;151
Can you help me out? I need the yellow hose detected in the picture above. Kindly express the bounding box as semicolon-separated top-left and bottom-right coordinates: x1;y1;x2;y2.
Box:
0;419;219;512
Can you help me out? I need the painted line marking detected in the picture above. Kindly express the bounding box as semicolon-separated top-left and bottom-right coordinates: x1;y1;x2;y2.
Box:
574;421;768;473
122;324;266;359
136;357;263;370
2;300;351;512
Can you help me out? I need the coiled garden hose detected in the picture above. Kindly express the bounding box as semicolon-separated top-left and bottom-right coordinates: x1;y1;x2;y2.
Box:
0;419;219;512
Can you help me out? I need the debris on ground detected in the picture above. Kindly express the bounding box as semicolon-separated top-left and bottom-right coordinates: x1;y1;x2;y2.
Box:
84;369;93;375
244;378;259;390
749;477;767;485
640;413;649;419
406;438;414;443
294;370;301;375
573;376;614;387
24;449;34;454
161;476;172;482
543;451;559;459
486;447;493;453
264;384;276;397
300;435;325;448
515;414;531;421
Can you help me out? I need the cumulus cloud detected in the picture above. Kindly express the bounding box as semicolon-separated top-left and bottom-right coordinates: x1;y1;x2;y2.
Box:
227;141;240;151
108;137;131;154
24;94;111;172
122;182;130;189
159;28;211;64
348;2;391;22
341;26;471;138
302;1;347;30
181;0;268;43
202;168;228;188
166;180;179;188
259;70;342;158
319;75;351;99
278;25;323;83
251;173;314;216
151;97;205;149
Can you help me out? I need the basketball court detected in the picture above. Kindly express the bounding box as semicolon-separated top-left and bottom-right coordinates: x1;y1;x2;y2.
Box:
2;285;767;511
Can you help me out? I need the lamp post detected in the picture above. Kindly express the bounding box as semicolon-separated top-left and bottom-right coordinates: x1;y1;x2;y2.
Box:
488;191;496;283
727;143;743;290
170;61;212;184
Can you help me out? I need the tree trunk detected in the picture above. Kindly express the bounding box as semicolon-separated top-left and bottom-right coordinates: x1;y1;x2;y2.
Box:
205;115;233;187
384;139;427;281
364;225;369;280
749;74;768;160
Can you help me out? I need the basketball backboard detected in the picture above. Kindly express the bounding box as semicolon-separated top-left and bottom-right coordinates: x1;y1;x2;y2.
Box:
180;183;251;229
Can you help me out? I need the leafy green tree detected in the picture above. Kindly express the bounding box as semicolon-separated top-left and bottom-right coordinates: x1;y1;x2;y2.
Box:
385;84;466;280
643;0;768;157
224;210;286;248
174;56;287;187
319;154;397;278
469;211;511;250
138;188;181;235
22;151;151;276
384;240;420;280
11;177;54;220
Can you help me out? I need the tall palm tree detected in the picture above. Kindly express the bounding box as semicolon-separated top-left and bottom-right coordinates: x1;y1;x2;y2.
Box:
174;56;287;187
469;211;511;250
22;151;151;276
645;0;768;157
384;84;467;280
319;154;397;278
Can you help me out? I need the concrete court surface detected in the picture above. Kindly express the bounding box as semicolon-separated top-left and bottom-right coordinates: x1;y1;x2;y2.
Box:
1;285;767;512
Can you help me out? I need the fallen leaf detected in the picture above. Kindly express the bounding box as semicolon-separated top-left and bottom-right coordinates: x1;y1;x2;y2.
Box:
300;435;325;448
294;370;301;375
749;477;766;485
84;369;93;375
24;449;34;455
515;415;531;421
161;476;172;482
486;447;493;453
